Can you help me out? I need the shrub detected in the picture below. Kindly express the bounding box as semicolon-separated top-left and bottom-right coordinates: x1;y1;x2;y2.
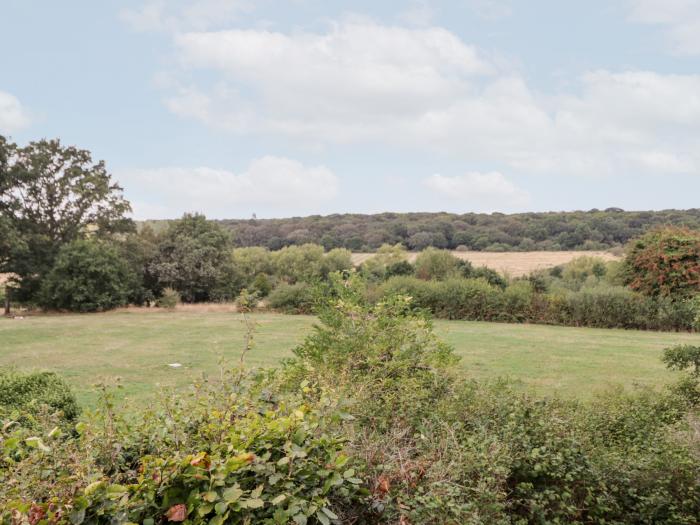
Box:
663;345;700;376
413;248;460;280
267;282;316;314
1;370;365;524
155;287;180;309
39;239;135;312
624;226;700;298
0;370;80;427
235;288;260;311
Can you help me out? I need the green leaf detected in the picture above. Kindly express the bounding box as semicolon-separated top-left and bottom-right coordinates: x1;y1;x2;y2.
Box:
203;491;219;502
142;519;154;525
214;502;228;515
316;511;331;525
271;494;287;505
250;484;264;499
321;507;338;520
223;486;243;503
240;498;264;509
292;514;307;525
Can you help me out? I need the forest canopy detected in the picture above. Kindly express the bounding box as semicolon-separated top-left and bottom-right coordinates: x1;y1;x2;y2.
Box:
141;209;700;252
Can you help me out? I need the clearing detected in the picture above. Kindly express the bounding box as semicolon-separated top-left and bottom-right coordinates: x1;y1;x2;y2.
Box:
0;310;694;407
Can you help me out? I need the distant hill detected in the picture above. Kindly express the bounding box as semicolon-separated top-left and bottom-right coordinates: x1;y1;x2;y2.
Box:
141;209;700;252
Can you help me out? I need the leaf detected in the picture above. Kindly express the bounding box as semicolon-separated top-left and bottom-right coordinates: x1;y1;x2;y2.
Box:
316;511;331;525
321;507;338;520
240;498;264;509
271;494;287;505
214;502;227;515
292;514;307;525
142;519;154;525
223;486;243;503
25;436;50;453
203;491;218;502
250;484;264;499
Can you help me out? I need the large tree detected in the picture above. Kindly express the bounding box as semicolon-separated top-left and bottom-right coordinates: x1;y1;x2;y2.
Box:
150;213;233;302
0;136;133;300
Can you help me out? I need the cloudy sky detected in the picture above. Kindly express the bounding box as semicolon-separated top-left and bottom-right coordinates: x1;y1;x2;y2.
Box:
2;0;700;218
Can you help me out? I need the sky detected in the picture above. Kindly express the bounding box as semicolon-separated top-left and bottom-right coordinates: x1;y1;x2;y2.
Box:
1;0;700;219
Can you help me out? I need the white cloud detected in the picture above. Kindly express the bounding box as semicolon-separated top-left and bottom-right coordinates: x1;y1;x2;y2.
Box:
119;156;338;219
155;19;700;180
629;0;700;55
0;91;30;134
170;20;491;141
120;0;249;32
424;172;529;211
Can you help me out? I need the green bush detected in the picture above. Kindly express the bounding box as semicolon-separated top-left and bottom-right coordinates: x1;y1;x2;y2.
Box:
413;248;460;280
155;287;180;309
0;370;80;427
1;371;365;524
267;282;316;314
39;239;135;312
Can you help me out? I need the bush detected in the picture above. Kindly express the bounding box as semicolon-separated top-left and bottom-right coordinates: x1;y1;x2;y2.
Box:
267;282;316;314
39;239;135;312
663;345;700;376
1;370;365;524
414;248;460;280
0;370;80;427
155;287;180;309
624;226;700;298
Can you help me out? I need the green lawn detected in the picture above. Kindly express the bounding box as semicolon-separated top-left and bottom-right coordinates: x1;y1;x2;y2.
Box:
2;310;699;407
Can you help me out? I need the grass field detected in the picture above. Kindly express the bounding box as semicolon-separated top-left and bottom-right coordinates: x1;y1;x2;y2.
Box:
1;309;697;407
351;250;620;276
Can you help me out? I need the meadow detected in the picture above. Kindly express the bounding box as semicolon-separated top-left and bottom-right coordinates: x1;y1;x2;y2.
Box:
2;308;698;407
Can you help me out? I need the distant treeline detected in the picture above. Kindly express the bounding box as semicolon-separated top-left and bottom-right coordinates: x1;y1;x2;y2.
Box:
179;209;700;251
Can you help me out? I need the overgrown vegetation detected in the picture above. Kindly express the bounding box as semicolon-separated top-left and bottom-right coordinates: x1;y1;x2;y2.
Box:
2;279;700;523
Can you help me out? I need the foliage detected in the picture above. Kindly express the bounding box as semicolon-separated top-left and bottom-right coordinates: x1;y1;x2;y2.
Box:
0;371;366;524
218;209;700;252
0;136;133;301
663;345;700;377
3;282;700;523
280;278;700;524
267;282;316;314
155;287;180;309
0;369;79;427
624;226;700;298
39;239;135;312
150;214;233;302
380;275;699;331
413;248;461;280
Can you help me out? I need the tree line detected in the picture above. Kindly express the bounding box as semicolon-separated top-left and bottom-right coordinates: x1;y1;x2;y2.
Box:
204;208;700;252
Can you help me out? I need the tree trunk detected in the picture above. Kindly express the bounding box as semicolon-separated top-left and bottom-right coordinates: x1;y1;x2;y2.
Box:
3;285;9;316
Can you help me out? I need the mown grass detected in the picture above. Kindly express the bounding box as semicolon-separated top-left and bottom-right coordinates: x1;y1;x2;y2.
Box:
2;310;699;407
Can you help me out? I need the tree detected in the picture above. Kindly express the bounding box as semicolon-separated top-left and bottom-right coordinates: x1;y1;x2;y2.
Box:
150;213;233;302
623;226;700;298
39;239;136;312
0;136;133;301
